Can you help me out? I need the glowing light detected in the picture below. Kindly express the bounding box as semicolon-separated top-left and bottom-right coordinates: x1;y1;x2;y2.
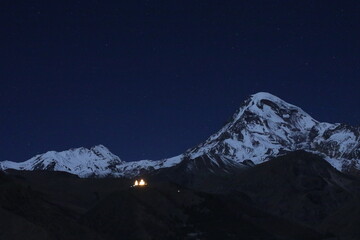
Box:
139;179;146;186
133;179;147;187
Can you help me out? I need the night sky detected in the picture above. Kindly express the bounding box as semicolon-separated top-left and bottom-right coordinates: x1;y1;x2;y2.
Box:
1;1;360;162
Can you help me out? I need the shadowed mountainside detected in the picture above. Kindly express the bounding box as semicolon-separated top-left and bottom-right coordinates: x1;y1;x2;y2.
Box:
1;151;360;239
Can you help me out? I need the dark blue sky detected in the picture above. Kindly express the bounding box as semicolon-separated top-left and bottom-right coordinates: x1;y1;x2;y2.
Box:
1;0;359;162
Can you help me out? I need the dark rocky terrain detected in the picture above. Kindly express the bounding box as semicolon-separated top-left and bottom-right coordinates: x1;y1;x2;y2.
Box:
1;151;360;239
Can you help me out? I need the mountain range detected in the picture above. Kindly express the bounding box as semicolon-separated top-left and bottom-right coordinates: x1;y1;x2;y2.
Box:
2;92;360;240
1;92;359;177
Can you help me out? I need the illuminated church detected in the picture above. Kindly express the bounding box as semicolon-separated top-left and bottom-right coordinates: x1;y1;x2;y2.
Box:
134;179;147;187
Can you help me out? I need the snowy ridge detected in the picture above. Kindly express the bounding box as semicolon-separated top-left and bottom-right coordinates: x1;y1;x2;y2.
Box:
1;92;359;177
0;145;182;178
0;145;123;177
114;155;182;177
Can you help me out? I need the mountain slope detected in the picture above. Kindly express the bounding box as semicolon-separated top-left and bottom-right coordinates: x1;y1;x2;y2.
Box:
152;150;360;239
0;170;329;240
82;181;325;240
228;151;360;226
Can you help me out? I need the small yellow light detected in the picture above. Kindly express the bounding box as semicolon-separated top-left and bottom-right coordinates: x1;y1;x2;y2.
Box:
139;179;146;186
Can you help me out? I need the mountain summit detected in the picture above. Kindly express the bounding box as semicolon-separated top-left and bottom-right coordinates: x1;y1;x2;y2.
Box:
1;92;359;177
184;92;360;172
186;92;318;162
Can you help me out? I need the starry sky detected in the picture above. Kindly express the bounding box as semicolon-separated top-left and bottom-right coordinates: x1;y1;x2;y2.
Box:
1;0;360;162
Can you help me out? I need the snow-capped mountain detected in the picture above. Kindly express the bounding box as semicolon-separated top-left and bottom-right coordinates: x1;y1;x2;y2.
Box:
0;145;182;177
183;92;360;172
1;92;359;177
0;145;123;177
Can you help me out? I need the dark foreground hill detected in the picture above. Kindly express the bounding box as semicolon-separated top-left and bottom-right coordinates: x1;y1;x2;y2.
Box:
1;151;360;239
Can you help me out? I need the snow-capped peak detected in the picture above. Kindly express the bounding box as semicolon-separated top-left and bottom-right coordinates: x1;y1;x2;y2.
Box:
185;93;359;172
0;145;123;177
90;144;121;160
249;92;290;106
231;92;318;129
